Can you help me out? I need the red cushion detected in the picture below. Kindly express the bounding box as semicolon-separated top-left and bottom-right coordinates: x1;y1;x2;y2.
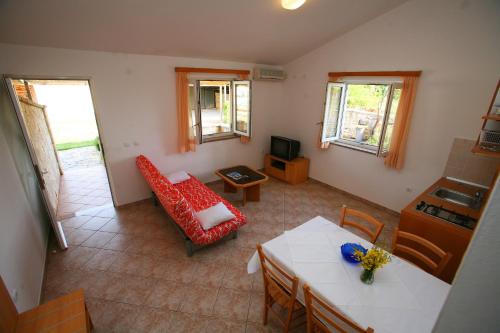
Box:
174;176;227;211
136;155;162;189
174;175;247;244
136;155;247;245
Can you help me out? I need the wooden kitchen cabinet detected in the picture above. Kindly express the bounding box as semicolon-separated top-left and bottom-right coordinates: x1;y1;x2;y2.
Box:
399;178;483;283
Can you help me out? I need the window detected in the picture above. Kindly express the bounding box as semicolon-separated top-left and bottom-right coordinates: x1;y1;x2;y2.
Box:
321;80;402;155
191;79;251;142
233;81;251;136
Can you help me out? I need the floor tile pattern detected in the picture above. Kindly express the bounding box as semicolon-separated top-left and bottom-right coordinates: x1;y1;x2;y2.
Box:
57;165;113;220
45;178;400;332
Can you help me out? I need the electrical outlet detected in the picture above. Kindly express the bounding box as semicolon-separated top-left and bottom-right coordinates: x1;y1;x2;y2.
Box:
11;289;18;302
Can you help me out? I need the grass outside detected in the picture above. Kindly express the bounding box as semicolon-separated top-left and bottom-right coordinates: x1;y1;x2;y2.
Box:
56;138;100;151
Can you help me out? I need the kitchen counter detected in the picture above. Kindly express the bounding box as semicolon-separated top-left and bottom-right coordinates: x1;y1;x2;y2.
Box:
410;177;484;223
400;177;487;283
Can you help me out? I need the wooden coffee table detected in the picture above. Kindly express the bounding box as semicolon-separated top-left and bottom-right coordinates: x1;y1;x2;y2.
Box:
216;165;268;205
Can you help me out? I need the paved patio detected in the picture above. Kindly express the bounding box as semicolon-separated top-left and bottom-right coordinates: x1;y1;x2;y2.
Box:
58;146;104;171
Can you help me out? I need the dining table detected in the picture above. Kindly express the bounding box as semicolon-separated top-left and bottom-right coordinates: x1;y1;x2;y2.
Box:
247;216;451;333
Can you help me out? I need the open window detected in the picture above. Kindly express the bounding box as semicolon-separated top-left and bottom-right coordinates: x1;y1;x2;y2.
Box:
193;79;252;143
233;80;251;137
321;80;402;156
321;83;345;142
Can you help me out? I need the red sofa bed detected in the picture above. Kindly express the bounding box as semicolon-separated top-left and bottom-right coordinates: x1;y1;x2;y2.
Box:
136;155;246;255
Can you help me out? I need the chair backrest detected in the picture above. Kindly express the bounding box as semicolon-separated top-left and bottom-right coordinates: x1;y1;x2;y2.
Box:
339;206;384;243
0;276;18;333
257;244;299;309
303;284;374;333
392;228;452;277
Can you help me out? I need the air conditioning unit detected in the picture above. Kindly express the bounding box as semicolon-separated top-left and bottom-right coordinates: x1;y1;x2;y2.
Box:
253;68;287;81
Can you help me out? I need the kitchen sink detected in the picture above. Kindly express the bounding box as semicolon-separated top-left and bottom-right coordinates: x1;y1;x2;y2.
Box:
430;187;482;209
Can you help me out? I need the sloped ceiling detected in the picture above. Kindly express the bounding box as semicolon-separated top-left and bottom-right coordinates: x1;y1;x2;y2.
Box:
0;0;408;65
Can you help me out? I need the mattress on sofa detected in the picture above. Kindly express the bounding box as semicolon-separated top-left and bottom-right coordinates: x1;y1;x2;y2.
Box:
136;155;160;180
136;155;246;245
173;175;246;226
153;174;246;245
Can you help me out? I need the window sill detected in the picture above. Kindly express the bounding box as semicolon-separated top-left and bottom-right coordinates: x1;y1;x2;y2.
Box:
332;140;378;155
202;133;239;143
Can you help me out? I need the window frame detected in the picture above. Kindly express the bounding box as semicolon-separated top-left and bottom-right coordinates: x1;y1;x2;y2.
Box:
321;79;402;156
378;82;402;156
193;78;252;143
321;82;345;143
233;80;252;137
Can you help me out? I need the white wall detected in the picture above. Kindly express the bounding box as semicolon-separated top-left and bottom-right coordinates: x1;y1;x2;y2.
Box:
0;44;283;205
433;177;500;332
281;0;500;211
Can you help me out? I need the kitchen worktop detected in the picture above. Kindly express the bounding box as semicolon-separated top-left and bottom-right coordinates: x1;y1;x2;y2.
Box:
404;177;486;227
400;177;488;283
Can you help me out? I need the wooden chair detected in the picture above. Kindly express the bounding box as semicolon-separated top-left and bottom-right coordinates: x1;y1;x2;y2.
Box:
392;228;452;277
339;205;384;243
303;284;374;333
257;244;305;333
0;276;93;333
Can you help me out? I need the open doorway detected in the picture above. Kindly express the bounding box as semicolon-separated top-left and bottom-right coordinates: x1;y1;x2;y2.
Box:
6;78;113;228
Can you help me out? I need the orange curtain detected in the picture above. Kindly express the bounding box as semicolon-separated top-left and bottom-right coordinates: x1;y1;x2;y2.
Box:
384;76;419;169
176;72;196;153
238;73;251;144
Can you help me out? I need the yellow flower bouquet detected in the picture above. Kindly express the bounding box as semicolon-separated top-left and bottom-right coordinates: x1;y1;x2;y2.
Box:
354;246;391;284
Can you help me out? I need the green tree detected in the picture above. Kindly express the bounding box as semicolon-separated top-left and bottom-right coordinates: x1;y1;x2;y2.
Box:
346;84;388;112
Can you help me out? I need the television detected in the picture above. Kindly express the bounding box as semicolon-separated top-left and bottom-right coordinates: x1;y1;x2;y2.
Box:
271;136;300;161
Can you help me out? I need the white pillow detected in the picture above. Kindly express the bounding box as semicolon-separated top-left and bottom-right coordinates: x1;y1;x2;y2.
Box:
196;202;236;231
166;171;191;184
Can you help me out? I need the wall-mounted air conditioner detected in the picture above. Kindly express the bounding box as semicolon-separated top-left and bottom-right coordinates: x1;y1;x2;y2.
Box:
253;68;287;81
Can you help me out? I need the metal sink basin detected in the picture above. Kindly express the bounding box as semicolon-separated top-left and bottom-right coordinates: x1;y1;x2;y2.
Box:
430;187;481;209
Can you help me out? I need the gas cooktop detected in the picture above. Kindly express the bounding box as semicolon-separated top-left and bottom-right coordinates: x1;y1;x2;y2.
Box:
416;201;476;230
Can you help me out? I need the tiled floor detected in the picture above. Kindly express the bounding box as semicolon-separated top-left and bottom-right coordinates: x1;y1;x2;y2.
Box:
57;165;113;220
45;178;400;333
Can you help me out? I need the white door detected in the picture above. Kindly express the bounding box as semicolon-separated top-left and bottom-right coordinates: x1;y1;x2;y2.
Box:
5;78;67;249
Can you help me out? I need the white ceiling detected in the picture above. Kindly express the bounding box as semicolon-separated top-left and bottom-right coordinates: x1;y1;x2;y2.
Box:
0;0;407;65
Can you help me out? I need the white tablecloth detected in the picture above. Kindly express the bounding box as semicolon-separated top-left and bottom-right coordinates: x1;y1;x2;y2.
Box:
247;216;450;333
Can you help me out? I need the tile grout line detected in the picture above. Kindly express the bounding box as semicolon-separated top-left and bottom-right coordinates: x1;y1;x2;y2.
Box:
49;179;399;332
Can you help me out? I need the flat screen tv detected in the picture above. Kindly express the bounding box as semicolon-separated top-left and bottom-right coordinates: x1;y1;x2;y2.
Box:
271;136;300;161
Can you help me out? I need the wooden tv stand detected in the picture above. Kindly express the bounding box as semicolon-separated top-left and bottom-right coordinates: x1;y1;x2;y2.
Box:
264;154;309;185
